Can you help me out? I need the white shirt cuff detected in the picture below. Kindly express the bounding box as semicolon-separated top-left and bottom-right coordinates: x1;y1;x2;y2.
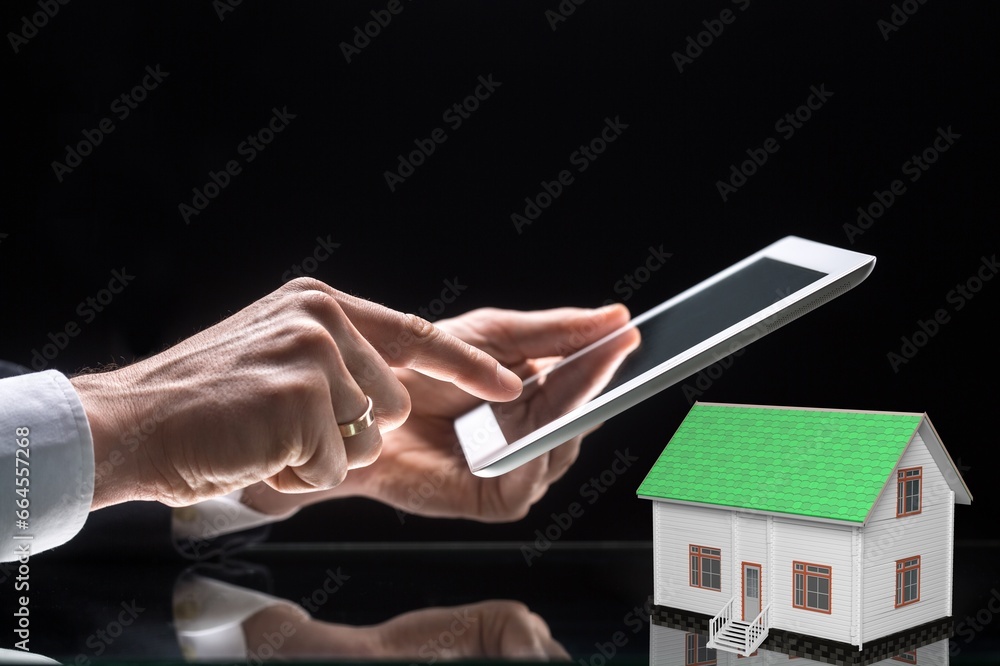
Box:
0;370;94;561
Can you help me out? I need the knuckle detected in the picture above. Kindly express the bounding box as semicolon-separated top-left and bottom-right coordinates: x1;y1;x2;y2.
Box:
288;288;345;322
351;436;383;469
281;276;330;295
494;600;532;617
497;498;532;522
403;313;438;344
356;360;411;428
465;306;499;321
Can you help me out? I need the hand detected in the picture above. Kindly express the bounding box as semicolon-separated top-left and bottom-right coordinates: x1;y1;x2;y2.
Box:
72;278;524;509
241;599;569;660
246;304;637;522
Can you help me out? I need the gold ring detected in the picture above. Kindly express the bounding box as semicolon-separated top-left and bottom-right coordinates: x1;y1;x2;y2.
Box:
338;395;375;438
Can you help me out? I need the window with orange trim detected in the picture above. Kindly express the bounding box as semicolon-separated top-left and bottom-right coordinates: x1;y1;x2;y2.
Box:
896;467;922;517
685;633;717;666
895;556;920;607
690;545;721;591
891;649;917;663
793;561;831;613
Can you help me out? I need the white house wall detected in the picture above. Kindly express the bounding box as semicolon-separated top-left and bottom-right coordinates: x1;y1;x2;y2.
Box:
861;431;954;643
652;501;733;615
652;502;857;645
771;519;855;644
648;621;687;663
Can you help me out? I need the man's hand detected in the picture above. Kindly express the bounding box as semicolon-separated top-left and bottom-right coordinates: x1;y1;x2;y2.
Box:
72;278;523;509
241;599;568;660
245;304;636;522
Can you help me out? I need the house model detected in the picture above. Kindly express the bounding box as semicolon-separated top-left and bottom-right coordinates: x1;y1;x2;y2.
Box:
637;402;971;665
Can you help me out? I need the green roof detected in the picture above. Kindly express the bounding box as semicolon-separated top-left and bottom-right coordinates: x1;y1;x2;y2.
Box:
636;403;924;523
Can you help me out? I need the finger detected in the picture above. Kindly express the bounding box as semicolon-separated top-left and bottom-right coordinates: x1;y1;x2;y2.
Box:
282;340;383;486
320;302;412;433
330;374;384;471
498;456;551;516
527;610;570;660
444;304;631;365
542;635;571;661
281;282;412;430
282;279;523;401
272;385;382;489
560;321;641;388
495;605;564;659
540;434;583;485
499;434;584;518
263;384;353;493
521;324;641;432
337;299;524;402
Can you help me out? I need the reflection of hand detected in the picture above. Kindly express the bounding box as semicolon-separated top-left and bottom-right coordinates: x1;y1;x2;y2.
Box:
242;599;569;661
244;305;635;522
71;278;523;509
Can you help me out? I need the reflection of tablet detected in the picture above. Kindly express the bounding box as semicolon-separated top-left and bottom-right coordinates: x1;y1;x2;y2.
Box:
456;236;876;477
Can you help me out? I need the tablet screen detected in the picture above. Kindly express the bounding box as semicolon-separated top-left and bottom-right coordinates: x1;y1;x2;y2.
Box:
491;257;827;443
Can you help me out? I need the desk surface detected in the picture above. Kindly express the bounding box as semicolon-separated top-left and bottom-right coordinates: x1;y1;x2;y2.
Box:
7;535;1000;664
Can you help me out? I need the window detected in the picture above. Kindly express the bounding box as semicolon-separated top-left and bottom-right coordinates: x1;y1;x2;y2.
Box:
793;561;831;613
896;467;922;517
685;633;717;666
690;545;721;591
896;557;921;607
891;650;917;663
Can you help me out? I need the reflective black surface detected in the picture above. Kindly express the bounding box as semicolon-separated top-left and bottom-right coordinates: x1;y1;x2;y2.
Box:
6;512;999;664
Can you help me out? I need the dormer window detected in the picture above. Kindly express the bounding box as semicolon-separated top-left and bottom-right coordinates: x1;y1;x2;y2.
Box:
896;467;922;517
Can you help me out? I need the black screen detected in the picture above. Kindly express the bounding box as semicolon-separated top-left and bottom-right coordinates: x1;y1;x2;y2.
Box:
493;257;827;442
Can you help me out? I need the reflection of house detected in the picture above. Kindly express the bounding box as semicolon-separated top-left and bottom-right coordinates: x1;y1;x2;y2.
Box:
637;403;970;664
650;623;949;666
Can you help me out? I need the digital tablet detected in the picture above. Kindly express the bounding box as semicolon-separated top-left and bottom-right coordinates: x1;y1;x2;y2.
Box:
455;236;876;477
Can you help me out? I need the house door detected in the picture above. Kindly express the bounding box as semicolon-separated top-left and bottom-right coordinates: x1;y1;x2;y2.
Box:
742;563;761;620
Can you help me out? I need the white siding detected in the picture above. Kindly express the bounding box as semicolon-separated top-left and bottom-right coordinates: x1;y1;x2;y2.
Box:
652;502;733;616
866;639;948;666
913;638;949;666
771;519;855;644
861;432;953;643
648;622;687;664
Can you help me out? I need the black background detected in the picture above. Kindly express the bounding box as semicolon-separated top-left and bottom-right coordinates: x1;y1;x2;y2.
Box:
3;0;998;558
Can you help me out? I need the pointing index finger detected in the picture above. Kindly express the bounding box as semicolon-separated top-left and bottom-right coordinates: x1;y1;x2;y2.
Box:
334;295;523;402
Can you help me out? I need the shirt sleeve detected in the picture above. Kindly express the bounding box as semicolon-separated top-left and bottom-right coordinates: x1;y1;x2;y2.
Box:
1;370;94;562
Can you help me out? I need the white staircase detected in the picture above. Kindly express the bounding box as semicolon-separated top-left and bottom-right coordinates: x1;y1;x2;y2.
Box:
707;597;772;656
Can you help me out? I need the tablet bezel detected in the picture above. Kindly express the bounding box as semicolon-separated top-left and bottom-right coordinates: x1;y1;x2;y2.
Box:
455;236;876;477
